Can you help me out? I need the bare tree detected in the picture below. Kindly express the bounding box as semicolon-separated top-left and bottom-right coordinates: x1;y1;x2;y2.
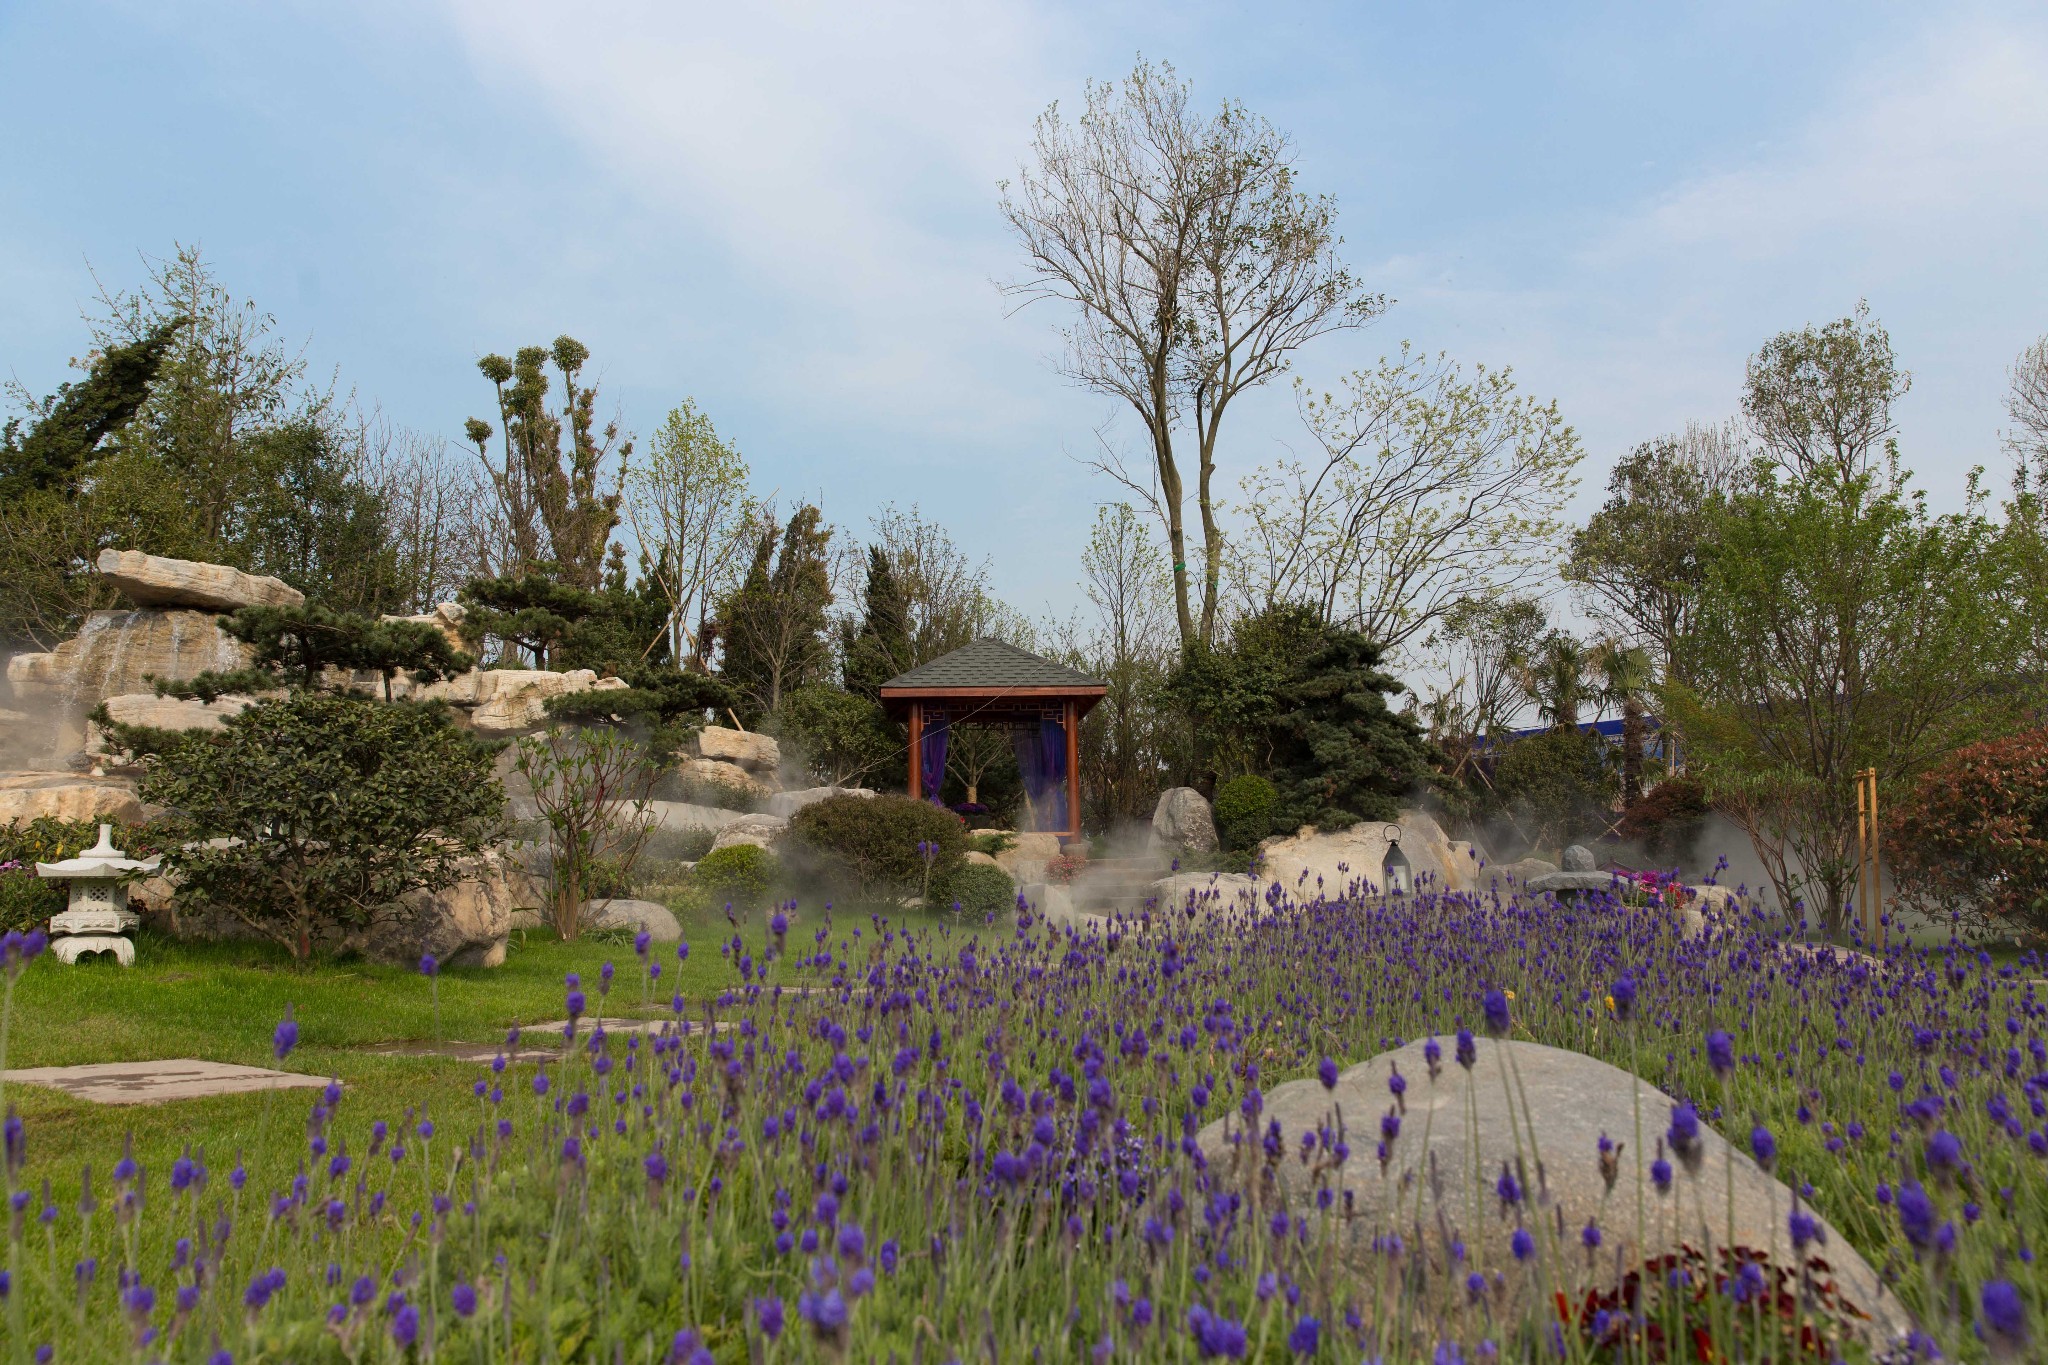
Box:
2006;334;2048;470
1742;302;1910;483
1000;58;1381;650
1229;346;1581;657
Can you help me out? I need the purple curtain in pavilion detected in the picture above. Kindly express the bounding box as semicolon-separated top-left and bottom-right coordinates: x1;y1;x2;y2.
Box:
919;714;950;806
1011;717;1069;832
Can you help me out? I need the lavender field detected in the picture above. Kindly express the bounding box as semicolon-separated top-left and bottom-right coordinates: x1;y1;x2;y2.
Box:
2;873;2040;1363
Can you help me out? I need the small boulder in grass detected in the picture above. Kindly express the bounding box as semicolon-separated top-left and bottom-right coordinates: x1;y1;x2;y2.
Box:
580;898;682;943
1194;1038;1911;1352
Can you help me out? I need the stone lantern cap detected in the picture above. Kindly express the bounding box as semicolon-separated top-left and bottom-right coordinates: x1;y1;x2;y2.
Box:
35;823;161;880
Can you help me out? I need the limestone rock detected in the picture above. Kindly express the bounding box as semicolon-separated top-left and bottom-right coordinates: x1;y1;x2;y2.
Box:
641;801;747;833
1196;1039;1908;1348
1146;872;1259;918
1148;787;1218;855
1483;857;1558;886
367;849;544;968
962;850;1004;870
1017;881;1105;931
1257;809;1471;902
381;602;471;654
0;773;145;826
709;813;788;852
767;786;874;819
580;897;682;942
87;692;251;761
6;609;252;707
695;725;779;774
994;832;1063;886
1562;843;1598;872
96;550;303;611
456;667;622;732
674;758;774;810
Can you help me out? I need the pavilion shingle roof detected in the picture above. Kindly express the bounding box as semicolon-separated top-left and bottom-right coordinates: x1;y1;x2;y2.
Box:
880;639;1105;692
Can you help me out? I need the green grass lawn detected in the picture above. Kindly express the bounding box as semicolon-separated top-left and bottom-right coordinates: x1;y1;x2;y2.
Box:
0;896;990;1208
0;922;744;1204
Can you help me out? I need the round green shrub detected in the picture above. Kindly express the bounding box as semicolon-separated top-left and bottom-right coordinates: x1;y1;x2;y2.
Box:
692;843;778;910
788;794;966;898
1212;774;1278;851
940;861;1016;918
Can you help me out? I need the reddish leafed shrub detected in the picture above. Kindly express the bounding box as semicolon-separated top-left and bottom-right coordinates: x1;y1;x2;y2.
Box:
1616;776;1710;863
1886;726;2048;939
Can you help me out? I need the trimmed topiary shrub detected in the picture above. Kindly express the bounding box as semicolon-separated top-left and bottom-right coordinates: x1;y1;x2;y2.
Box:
692;844;779;911
940;861;1016;918
1212;774;1278;851
788;794;966;899
1887;726;2048;940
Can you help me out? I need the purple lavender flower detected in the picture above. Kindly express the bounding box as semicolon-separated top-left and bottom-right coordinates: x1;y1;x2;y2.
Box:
1318;1057;1339;1091
452;1282;477;1318
1481;988;1511;1036
390;1302;419;1348
1750;1125;1777;1172
1706;1030;1735;1077
418;953;437;977
1287;1316;1320;1354
755;1293;785;1341
273;1008;299;1061
1980;1279;2027;1352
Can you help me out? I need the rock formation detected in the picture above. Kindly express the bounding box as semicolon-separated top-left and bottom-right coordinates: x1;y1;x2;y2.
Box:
1148;787;1218;855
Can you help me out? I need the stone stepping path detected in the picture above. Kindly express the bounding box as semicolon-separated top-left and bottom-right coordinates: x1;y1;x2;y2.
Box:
0;1060;333;1106
358;1018;734;1065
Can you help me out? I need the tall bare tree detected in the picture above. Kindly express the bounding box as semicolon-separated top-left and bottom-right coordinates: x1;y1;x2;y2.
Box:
1000;58;1381;650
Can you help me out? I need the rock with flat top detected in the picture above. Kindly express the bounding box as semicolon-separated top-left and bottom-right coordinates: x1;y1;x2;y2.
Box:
580;897;681;942
87;693;252;761
709;813;788;852
696;725;779;774
994;832;1063;886
1196;1039;1908;1350
0;773;144;826
642;801;745;833
381;602;471;654
767;785;873;818
96;549;303;611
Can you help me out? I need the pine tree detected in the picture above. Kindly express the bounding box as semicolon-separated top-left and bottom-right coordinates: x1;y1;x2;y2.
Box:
842;545;912;701
717;506;834;724
0;319;182;497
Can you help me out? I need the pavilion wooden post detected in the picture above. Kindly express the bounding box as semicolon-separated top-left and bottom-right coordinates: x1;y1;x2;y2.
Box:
1063;699;1082;843
908;701;924;801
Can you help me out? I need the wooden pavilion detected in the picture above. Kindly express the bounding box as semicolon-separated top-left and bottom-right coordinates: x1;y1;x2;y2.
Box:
878;639;1107;843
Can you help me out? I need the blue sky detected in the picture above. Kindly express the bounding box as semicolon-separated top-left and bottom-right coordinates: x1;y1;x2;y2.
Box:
4;1;2044;621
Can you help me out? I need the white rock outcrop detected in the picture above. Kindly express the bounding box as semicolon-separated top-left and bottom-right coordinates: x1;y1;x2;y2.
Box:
766;786;874;819
1257;809;1473;900
708;813;788;852
695;725;779;774
96;549;304;611
0;773;146;826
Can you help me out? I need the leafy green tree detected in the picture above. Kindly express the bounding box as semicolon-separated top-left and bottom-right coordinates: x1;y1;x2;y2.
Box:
717;505;835;724
841;545;913;701
1174;604;1428;828
1263;621;1432;830
145;604;471;704
464;337;625;589
515;723;655;939
1563;423;1745;685
1670;465;2017;934
1590;639;1656;807
623;397;756;665
114;693;503;963
235;417;409;613
0;319;182;498
1493;728;1615;856
769;685;898;788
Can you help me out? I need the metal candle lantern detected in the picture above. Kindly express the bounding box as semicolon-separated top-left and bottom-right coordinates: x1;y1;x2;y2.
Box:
35;823;160;966
1381;824;1412;896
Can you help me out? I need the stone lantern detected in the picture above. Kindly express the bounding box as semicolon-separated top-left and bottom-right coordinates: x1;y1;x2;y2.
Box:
1380;824;1412;896
35;823;159;966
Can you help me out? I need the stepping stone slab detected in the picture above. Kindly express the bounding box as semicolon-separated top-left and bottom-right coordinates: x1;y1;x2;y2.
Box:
1;1060;332;1106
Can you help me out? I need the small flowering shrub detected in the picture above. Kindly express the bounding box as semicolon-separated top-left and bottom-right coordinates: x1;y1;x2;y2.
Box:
691;843;778;910
2;870;2045;1360
0;817;156;931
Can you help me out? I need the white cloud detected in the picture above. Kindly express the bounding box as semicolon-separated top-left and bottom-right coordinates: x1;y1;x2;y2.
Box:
436;0;1085;442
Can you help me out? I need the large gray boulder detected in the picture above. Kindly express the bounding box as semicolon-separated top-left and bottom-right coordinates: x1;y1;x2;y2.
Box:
580;897;682;942
368;850;543;968
672;757;775;810
1195;1039;1907;1348
96;549;304;611
1562;843;1598;872
767;786;874;819
1148;787;1218;855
